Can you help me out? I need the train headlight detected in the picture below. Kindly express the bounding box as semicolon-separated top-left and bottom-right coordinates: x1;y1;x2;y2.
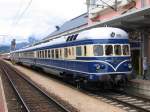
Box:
95;64;100;70
95;64;105;71
128;63;132;69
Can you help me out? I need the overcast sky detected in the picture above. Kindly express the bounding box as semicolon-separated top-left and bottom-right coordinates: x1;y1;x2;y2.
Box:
0;0;87;45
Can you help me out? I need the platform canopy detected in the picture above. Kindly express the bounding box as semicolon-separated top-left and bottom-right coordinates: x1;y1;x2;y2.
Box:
92;7;150;31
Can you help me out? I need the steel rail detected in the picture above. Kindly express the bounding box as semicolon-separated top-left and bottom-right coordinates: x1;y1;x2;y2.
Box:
101;93;150;112
2;62;71;112
1;66;30;112
4;60;150;112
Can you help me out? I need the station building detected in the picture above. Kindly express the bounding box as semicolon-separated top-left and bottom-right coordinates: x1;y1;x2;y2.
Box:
41;0;150;78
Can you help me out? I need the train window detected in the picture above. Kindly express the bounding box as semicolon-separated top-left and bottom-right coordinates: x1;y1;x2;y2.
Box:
42;51;44;58
52;49;54;58
93;45;103;56
40;51;41;58
123;45;129;55
37;52;38;58
55;49;59;59
64;48;68;58
76;46;82;56
59;49;62;58
114;45;121;55
45;50;47;58
38;51;40;58
39;51;41;58
69;48;71;56
84;46;87;56
38;51;41;58
72;47;74;56
48;50;51;58
105;45;113;56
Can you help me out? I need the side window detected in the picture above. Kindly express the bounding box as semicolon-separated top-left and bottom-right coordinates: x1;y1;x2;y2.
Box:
39;51;42;58
45;50;47;58
105;45;113;56
76;46;82;56
69;48;71;56
59;49;62;58
84;46;87;56
72;47;74;56
38;51;39;58
64;48;68;58
37;51;39;58
123;45;129;55
52;49;54;58
55;49;59;59
93;45;103;56
114;45;121;55
42;50;44;58
48;50;51;58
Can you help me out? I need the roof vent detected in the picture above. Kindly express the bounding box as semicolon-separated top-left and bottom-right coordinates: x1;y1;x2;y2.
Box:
55;25;60;31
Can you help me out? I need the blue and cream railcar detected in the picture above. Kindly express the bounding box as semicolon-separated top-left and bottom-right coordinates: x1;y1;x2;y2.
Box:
11;27;132;83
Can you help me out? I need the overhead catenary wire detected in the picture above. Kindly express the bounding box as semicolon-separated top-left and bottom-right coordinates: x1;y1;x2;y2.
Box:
8;0;33;40
13;0;32;26
11;0;24;26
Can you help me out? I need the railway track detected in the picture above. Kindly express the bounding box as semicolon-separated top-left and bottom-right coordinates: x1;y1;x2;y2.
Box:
2;60;150;112
32;67;150;112
0;61;72;112
29;67;150;112
92;90;150;112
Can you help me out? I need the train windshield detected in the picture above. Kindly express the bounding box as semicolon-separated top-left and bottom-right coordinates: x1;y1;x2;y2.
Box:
123;45;129;55
105;45;113;55
114;45;121;55
93;44;130;56
93;45;103;56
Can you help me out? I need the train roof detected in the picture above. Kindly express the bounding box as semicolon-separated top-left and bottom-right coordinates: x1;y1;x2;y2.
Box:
12;27;128;53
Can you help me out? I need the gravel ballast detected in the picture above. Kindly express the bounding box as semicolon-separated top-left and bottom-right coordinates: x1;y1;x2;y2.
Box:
6;61;126;112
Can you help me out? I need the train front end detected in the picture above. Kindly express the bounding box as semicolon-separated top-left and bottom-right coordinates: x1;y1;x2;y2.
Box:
84;28;132;86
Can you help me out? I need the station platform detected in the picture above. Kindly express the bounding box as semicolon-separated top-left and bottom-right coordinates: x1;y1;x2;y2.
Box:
126;79;150;99
0;76;8;112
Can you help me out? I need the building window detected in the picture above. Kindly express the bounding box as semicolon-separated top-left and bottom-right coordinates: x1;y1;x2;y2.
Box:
93;45;103;56
114;45;121;55
76;46;82;56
